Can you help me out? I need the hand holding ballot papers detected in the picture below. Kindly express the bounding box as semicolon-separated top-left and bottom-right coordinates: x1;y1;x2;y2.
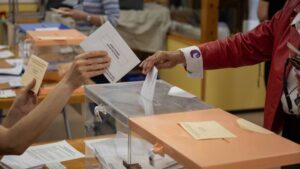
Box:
3;80;37;128
0;51;110;156
64;51;111;89
80;22;140;83
140;50;185;74
81;21;160;104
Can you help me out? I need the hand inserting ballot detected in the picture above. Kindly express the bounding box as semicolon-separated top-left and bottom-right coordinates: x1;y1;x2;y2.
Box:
139;51;186;74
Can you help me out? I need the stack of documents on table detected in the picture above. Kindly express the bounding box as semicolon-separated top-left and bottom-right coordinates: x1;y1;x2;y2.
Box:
87;137;183;169
0;59;23;75
0;89;16;98
0;45;8;51
0;50;14;59
0;46;14;59
179;121;236;140
0;140;84;169
0;76;22;89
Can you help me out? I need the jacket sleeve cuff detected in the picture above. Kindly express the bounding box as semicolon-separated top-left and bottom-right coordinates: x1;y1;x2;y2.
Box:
179;46;203;78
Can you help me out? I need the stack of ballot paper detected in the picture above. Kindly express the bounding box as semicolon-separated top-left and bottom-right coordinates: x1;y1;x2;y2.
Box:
0;89;16;98
86;136;183;169
0;50;14;59
0;76;22;89
237;118;273;134
179;121;236;140
0;45;14;59
0;45;8;50
0;140;84;169
0;59;23;75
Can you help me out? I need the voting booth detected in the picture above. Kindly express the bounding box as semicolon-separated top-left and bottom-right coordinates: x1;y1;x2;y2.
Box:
83;80;300;169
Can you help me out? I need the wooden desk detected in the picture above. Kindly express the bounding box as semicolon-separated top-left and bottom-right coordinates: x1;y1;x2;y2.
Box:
0;85;85;110
0;47;86;110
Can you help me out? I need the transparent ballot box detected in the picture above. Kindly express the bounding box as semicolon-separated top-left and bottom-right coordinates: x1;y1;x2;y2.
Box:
83;80;211;169
84;80;300;169
24;29;86;69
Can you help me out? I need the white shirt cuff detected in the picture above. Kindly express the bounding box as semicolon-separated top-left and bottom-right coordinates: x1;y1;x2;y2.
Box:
179;46;203;78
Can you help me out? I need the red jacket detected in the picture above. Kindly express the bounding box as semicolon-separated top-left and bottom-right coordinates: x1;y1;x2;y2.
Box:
199;0;300;132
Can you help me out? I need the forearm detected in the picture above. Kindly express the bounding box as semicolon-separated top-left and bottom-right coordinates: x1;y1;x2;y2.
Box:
2;109;17;128
5;81;74;154
200;22;274;69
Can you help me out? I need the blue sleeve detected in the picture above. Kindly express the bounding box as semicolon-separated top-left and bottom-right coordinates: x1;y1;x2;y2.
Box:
102;0;120;27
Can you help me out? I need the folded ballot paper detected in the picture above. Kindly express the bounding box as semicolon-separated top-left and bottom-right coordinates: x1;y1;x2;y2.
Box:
0;140;84;169
21;55;48;94
80;21;140;83
140;67;158;101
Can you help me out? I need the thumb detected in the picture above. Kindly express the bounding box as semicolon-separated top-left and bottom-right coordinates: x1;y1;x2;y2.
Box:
23;79;36;93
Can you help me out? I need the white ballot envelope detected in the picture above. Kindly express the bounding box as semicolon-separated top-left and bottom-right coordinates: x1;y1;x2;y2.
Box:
140;67;158;101
237;118;273;134
80;21;140;83
21;55;48;94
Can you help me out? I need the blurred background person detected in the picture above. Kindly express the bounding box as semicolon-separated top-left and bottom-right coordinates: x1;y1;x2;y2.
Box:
59;0;120;34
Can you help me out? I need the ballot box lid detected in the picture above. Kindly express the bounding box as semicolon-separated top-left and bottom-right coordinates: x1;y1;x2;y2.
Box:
27;29;86;46
129;108;300;169
19;23;69;34
84;80;211;125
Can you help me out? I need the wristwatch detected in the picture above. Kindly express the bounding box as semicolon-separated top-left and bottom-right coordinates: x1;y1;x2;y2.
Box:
86;15;91;22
